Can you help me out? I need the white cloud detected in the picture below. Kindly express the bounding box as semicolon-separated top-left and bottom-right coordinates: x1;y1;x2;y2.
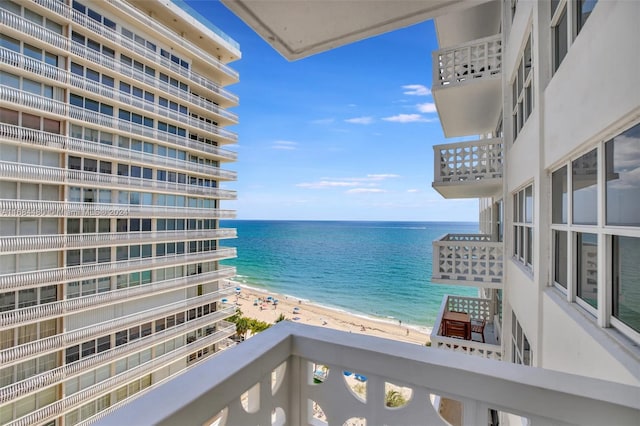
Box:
366;174;400;180
407;189;420;193
296;181;359;189
345;116;374;125
382;114;435;123
402;84;431;96
297;174;399;190
346;188;387;194
271;140;298;150
311;118;335;124
348;103;357;107
416;102;437;113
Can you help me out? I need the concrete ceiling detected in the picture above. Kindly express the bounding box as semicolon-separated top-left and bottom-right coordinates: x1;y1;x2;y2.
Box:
435;0;502;48
221;0;493;60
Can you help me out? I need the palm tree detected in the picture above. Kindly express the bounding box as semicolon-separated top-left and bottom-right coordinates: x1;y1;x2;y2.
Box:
385;390;406;408
235;317;249;341
275;313;287;323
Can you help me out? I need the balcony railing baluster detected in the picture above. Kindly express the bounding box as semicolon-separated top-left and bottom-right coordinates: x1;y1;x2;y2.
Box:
432;233;503;287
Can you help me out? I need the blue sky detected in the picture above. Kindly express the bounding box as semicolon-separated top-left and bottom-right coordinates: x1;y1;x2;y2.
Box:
186;1;478;222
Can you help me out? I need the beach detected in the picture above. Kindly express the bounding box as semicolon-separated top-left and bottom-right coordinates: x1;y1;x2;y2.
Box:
224;281;432;345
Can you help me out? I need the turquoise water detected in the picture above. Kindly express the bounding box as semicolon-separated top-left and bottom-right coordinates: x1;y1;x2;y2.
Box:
220;220;479;328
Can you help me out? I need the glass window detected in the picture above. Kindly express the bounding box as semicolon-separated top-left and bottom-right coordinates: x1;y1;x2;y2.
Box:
69;156;82;170
1;291;15;312
23;79;41;95
553;6;568;73
84;158;97;172
18;288;37;308
1;72;18;89
524;186;533;223
86;68;99;82
102;46;115;58
572;149;597;225
552;166;568;224
104;17;116;30
87;8;101;23
553;230;568;289
67;219;80;234
102;75;114;88
577;233;598;310
87;39;100;52
85;98;99;112
72;31;85;45
72;1;86;13
577;0;598;34
605;123;640;226
24;43;42;61
612;236;640;333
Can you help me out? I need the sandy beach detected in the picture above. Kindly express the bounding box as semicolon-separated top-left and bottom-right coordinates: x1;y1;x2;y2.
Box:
224;281;432;345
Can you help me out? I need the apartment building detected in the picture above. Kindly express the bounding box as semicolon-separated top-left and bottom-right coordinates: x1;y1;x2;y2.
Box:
0;0;239;424
429;0;639;388
99;1;639;425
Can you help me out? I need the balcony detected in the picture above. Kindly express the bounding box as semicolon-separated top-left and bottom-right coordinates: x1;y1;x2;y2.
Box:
0;46;238;126
432;138;503;199
432;34;502;137
96;322;639;426
432;234;503;288
0;247;237;291
0;298;236;368
0;229;236;254
0;161;237;199
0;7;238;106
0;267;236;329
0;199;236;219
0;315;235;405
5;321;237;426
431;295;501;360
0;86;238;145
0;122;238;164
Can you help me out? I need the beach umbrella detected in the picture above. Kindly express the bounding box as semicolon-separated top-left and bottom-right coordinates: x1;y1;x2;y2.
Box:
235;287;241;293
221;298;228;303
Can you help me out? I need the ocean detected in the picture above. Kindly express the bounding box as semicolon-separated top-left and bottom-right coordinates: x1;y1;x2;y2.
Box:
220;220;479;328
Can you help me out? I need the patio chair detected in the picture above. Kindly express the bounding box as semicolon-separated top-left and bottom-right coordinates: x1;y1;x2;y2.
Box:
470;318;486;343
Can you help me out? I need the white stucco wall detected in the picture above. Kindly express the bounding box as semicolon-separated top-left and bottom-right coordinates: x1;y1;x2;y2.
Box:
544;0;640;165
542;290;640;386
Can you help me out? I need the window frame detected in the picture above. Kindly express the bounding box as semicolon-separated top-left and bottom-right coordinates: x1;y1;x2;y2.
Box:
549;121;640;344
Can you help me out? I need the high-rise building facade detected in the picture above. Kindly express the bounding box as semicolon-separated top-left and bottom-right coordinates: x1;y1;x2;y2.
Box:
0;0;239;424
428;0;639;388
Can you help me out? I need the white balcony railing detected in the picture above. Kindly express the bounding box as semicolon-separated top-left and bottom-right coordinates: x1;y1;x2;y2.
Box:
433;139;503;184
0;46;238;127
95;322;640;426
0;305;235;404
0;161;237;199
0;121;237;165
0;267;236;329
0;199;236;219
6;322;237;426
0;84;237;144
0;228;236;253
433;34;502;88
0;295;236;368
6;3;239;105
430;294;501;360
432;234;503;288
0;247;237;291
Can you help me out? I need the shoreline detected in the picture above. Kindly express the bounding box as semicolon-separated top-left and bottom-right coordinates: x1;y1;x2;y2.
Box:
224;280;432;345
